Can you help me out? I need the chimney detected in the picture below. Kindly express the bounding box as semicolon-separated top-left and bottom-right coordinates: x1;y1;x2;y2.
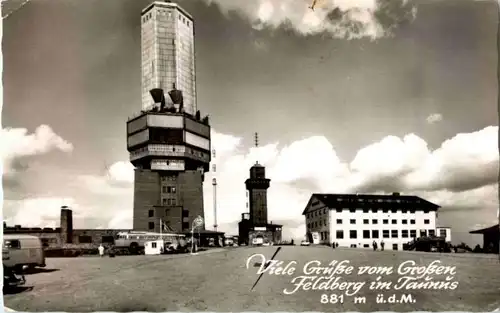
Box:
60;207;73;244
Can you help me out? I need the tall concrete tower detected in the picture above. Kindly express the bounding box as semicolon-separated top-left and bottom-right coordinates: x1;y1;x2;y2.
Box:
127;1;211;233
141;1;197;115
244;133;270;226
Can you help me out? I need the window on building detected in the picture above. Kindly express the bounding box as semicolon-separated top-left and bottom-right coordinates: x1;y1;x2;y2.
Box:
423;209;429;214
363;244;369;248
162;198;167;205
391;219;397;224
152;242;157;248
349;208;356;213
402;219;408;224
336;208;342;212
392;243;398;250
102;236;114;244
372;230;379;239
391;209;397;213
383;230;389;238
439;229;446;237
424;219;430;224
323;208;327;214
420;230;426;237
382;209;389;213
336;230;344;239
162;186;167;193
336;219;342;224
428;229;435;237
363;219;369;224
409;209;416;214
383;219;389;224
372;208;378;213
372;219;378;224
165;209;170;215
410;219;416;224
402;230;409;238
350;219;356;224
391;230;398;238
149;210;154;217
363;230;370;239
148;222;155;230
410;230;417;238
182;210;189;218
182;222;189;230
78;236;92;244
402;209;408;213
363;208;369;213
349;230;357;239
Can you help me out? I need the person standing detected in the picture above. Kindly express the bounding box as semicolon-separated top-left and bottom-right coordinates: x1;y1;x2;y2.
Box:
372;240;378;251
380;240;385;251
98;244;105;257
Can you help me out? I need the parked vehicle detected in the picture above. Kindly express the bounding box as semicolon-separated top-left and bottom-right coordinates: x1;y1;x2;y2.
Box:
300;240;310;246
3;235;46;271
3;265;26;291
114;231;185;254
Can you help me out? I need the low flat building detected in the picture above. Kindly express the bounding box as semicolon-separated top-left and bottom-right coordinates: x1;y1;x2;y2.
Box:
470;224;499;253
302;192;451;250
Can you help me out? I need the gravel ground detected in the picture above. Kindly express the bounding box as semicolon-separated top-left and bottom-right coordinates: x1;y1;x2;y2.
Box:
4;246;500;312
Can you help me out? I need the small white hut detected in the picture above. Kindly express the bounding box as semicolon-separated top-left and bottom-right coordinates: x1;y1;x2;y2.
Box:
144;240;164;255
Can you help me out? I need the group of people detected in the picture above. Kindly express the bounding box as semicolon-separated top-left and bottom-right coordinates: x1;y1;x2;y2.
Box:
372;240;385;251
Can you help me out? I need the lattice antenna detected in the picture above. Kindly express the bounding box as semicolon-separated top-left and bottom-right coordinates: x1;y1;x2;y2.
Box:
254;132;260;165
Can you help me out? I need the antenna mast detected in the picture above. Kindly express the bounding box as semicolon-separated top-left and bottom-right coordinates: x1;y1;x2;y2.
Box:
212;149;218;232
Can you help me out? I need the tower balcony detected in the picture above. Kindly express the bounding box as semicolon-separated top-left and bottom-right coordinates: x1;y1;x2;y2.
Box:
126;110;211;172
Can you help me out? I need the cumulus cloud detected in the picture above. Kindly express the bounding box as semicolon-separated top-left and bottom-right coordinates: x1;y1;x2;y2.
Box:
203;0;417;39
77;161;135;195
200;126;498;240
2;197;77;228
0;124;74;174
426;113;443;124
5;125;498;243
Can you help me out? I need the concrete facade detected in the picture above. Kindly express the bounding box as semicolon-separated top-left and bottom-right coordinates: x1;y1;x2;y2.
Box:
303;193;450;250
128;2;210;233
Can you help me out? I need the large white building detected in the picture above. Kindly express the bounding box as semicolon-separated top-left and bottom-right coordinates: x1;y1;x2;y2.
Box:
141;1;197;115
303;193;451;250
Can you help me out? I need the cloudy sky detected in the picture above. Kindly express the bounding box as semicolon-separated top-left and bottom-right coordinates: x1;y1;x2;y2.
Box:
1;0;498;245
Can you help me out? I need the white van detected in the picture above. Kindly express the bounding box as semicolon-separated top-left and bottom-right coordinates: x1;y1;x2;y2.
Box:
3;235;46;270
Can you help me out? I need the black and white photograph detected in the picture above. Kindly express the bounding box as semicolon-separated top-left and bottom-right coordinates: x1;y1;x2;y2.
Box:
1;0;499;311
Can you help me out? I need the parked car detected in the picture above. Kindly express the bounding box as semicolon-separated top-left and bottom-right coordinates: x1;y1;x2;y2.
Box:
300;240;310;246
3;234;46;271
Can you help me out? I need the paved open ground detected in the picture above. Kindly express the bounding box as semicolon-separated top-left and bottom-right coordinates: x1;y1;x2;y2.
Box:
4;246;500;312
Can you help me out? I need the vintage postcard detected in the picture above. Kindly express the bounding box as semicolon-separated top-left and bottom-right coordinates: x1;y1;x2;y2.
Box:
1;0;499;311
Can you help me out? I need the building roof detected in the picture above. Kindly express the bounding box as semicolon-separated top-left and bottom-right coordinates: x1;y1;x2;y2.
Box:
470;224;499;234
141;1;193;20
302;193;440;215
4;234;41;240
180;229;225;235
